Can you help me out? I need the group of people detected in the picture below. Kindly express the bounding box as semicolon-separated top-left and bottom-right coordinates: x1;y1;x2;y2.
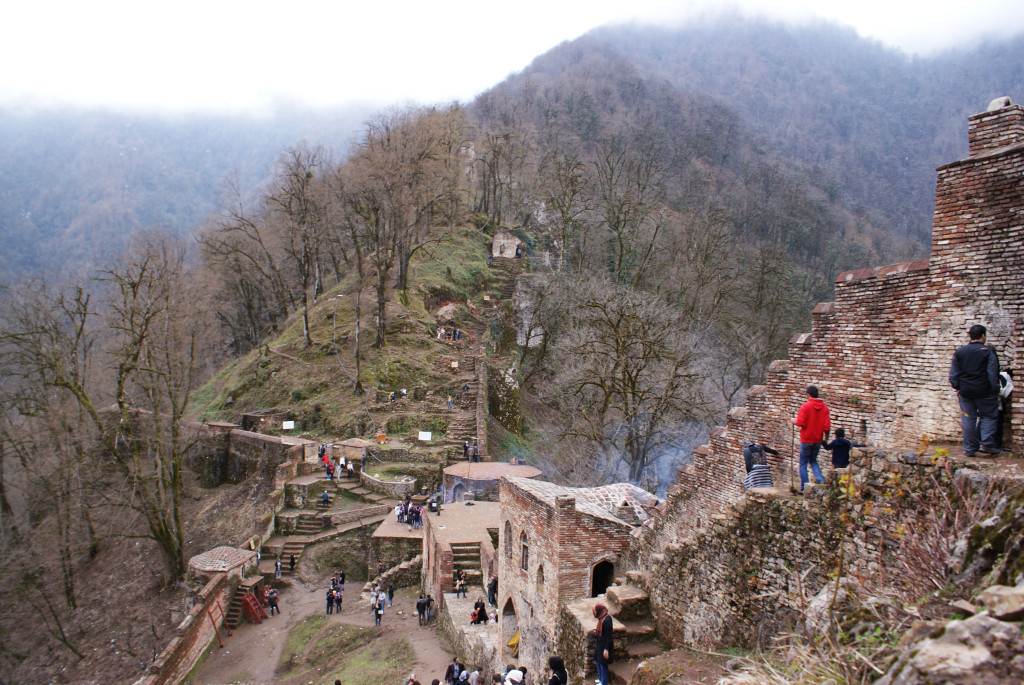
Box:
741;324;1015;493
319;444;354;481
388;388;409;404
415;593;436;625
397;501;425;528
437;326;465;342
325;572;346;615
368;583;392;625
462;440;481;462
741;385;863;493
401;654;566;685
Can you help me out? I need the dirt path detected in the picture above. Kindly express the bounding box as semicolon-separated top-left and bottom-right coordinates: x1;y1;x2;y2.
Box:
191;583;451;685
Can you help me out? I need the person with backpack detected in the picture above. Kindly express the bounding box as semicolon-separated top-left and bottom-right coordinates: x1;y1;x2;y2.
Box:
373;595;384;626
949;324;1001;456
326;587;335;615
334;588;342;614
742;441;779;473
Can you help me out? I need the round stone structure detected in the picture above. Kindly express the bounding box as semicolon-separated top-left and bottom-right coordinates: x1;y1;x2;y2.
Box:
443;461;542;503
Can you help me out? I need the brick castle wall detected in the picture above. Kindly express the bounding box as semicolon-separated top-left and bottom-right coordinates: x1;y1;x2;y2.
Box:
627;100;1024;654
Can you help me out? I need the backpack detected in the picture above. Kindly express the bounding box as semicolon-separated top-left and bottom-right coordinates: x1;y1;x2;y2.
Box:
746;443;767;466
999;371;1014;399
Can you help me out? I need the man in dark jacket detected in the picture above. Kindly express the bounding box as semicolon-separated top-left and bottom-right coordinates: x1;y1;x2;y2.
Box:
793;385;831;492
949;324;1001;456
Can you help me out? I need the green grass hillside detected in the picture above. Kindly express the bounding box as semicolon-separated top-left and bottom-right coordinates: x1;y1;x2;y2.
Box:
189;226;501;439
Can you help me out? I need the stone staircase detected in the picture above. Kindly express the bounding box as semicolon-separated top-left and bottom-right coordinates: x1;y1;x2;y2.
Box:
224;580;264;629
295;512;324;536
565;581;663;685
334;476;398;506
490;257;525;300
451;541;484;589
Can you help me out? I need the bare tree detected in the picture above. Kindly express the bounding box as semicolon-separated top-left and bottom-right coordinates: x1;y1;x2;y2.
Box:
556;277;707;485
592;130;666;286
538;146;593;272
266;144;331;348
0;234;207;580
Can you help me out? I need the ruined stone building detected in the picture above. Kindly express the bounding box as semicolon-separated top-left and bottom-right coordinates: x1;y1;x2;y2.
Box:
497;478;658;676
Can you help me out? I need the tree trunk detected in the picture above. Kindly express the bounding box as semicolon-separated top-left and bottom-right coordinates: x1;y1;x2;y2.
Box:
301;290;313;348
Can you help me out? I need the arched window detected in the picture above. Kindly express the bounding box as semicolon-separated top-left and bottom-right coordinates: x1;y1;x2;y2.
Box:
537;564;545;588
504;521;512;559
520;532;529;571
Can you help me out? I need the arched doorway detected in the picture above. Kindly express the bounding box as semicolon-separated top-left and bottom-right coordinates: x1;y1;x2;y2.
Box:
501;598;519;658
451;483;464;504
591;560;615;597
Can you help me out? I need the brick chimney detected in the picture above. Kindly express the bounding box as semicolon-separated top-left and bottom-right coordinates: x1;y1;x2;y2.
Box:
968;97;1024;155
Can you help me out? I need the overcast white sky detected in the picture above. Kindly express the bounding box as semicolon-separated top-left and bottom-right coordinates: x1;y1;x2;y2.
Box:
2;0;1022;115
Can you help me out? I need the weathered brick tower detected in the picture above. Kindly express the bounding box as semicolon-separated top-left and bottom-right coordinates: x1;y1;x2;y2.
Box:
645;96;1024;548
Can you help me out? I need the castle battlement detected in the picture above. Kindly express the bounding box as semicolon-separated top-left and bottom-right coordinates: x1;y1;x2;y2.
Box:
644;96;1024;556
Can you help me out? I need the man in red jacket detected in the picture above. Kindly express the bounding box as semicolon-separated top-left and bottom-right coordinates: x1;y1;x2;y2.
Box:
793;385;831;492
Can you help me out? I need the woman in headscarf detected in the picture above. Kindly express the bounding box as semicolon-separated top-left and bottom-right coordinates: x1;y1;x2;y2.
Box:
592;604;613;685
547;656;567;685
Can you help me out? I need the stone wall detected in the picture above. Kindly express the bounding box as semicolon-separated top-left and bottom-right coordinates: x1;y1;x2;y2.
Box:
369;534;424;582
631;450;981;650
365;446;442;463
189;428;304;488
360;470;417;498
423;518;454;602
477;361;490;460
439;596;502;677
132;573;233;685
499;480;634;680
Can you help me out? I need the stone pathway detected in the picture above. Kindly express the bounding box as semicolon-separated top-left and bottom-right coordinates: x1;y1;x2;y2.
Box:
192;583;452;685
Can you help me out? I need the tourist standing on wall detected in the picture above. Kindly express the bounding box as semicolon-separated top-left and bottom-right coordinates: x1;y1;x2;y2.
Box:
592;603;613;685
950;324;1002;456
793;385;831;492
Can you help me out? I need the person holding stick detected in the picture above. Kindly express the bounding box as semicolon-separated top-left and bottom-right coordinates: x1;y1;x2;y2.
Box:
793;385;830;493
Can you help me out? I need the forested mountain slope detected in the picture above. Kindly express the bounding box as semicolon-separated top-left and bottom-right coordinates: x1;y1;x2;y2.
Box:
589;19;1024;240
0;107;368;277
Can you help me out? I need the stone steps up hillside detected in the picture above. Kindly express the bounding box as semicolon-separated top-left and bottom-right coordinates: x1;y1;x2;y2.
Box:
564;582;663;685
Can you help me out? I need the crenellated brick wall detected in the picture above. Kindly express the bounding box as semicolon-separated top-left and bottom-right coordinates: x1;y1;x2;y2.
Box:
627;98;1024;656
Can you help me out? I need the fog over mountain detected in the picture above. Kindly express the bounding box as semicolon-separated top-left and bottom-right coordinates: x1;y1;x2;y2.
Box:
0;17;1021;279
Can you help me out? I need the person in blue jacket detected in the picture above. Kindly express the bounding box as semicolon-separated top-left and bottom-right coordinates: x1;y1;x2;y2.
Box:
822;428;865;468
